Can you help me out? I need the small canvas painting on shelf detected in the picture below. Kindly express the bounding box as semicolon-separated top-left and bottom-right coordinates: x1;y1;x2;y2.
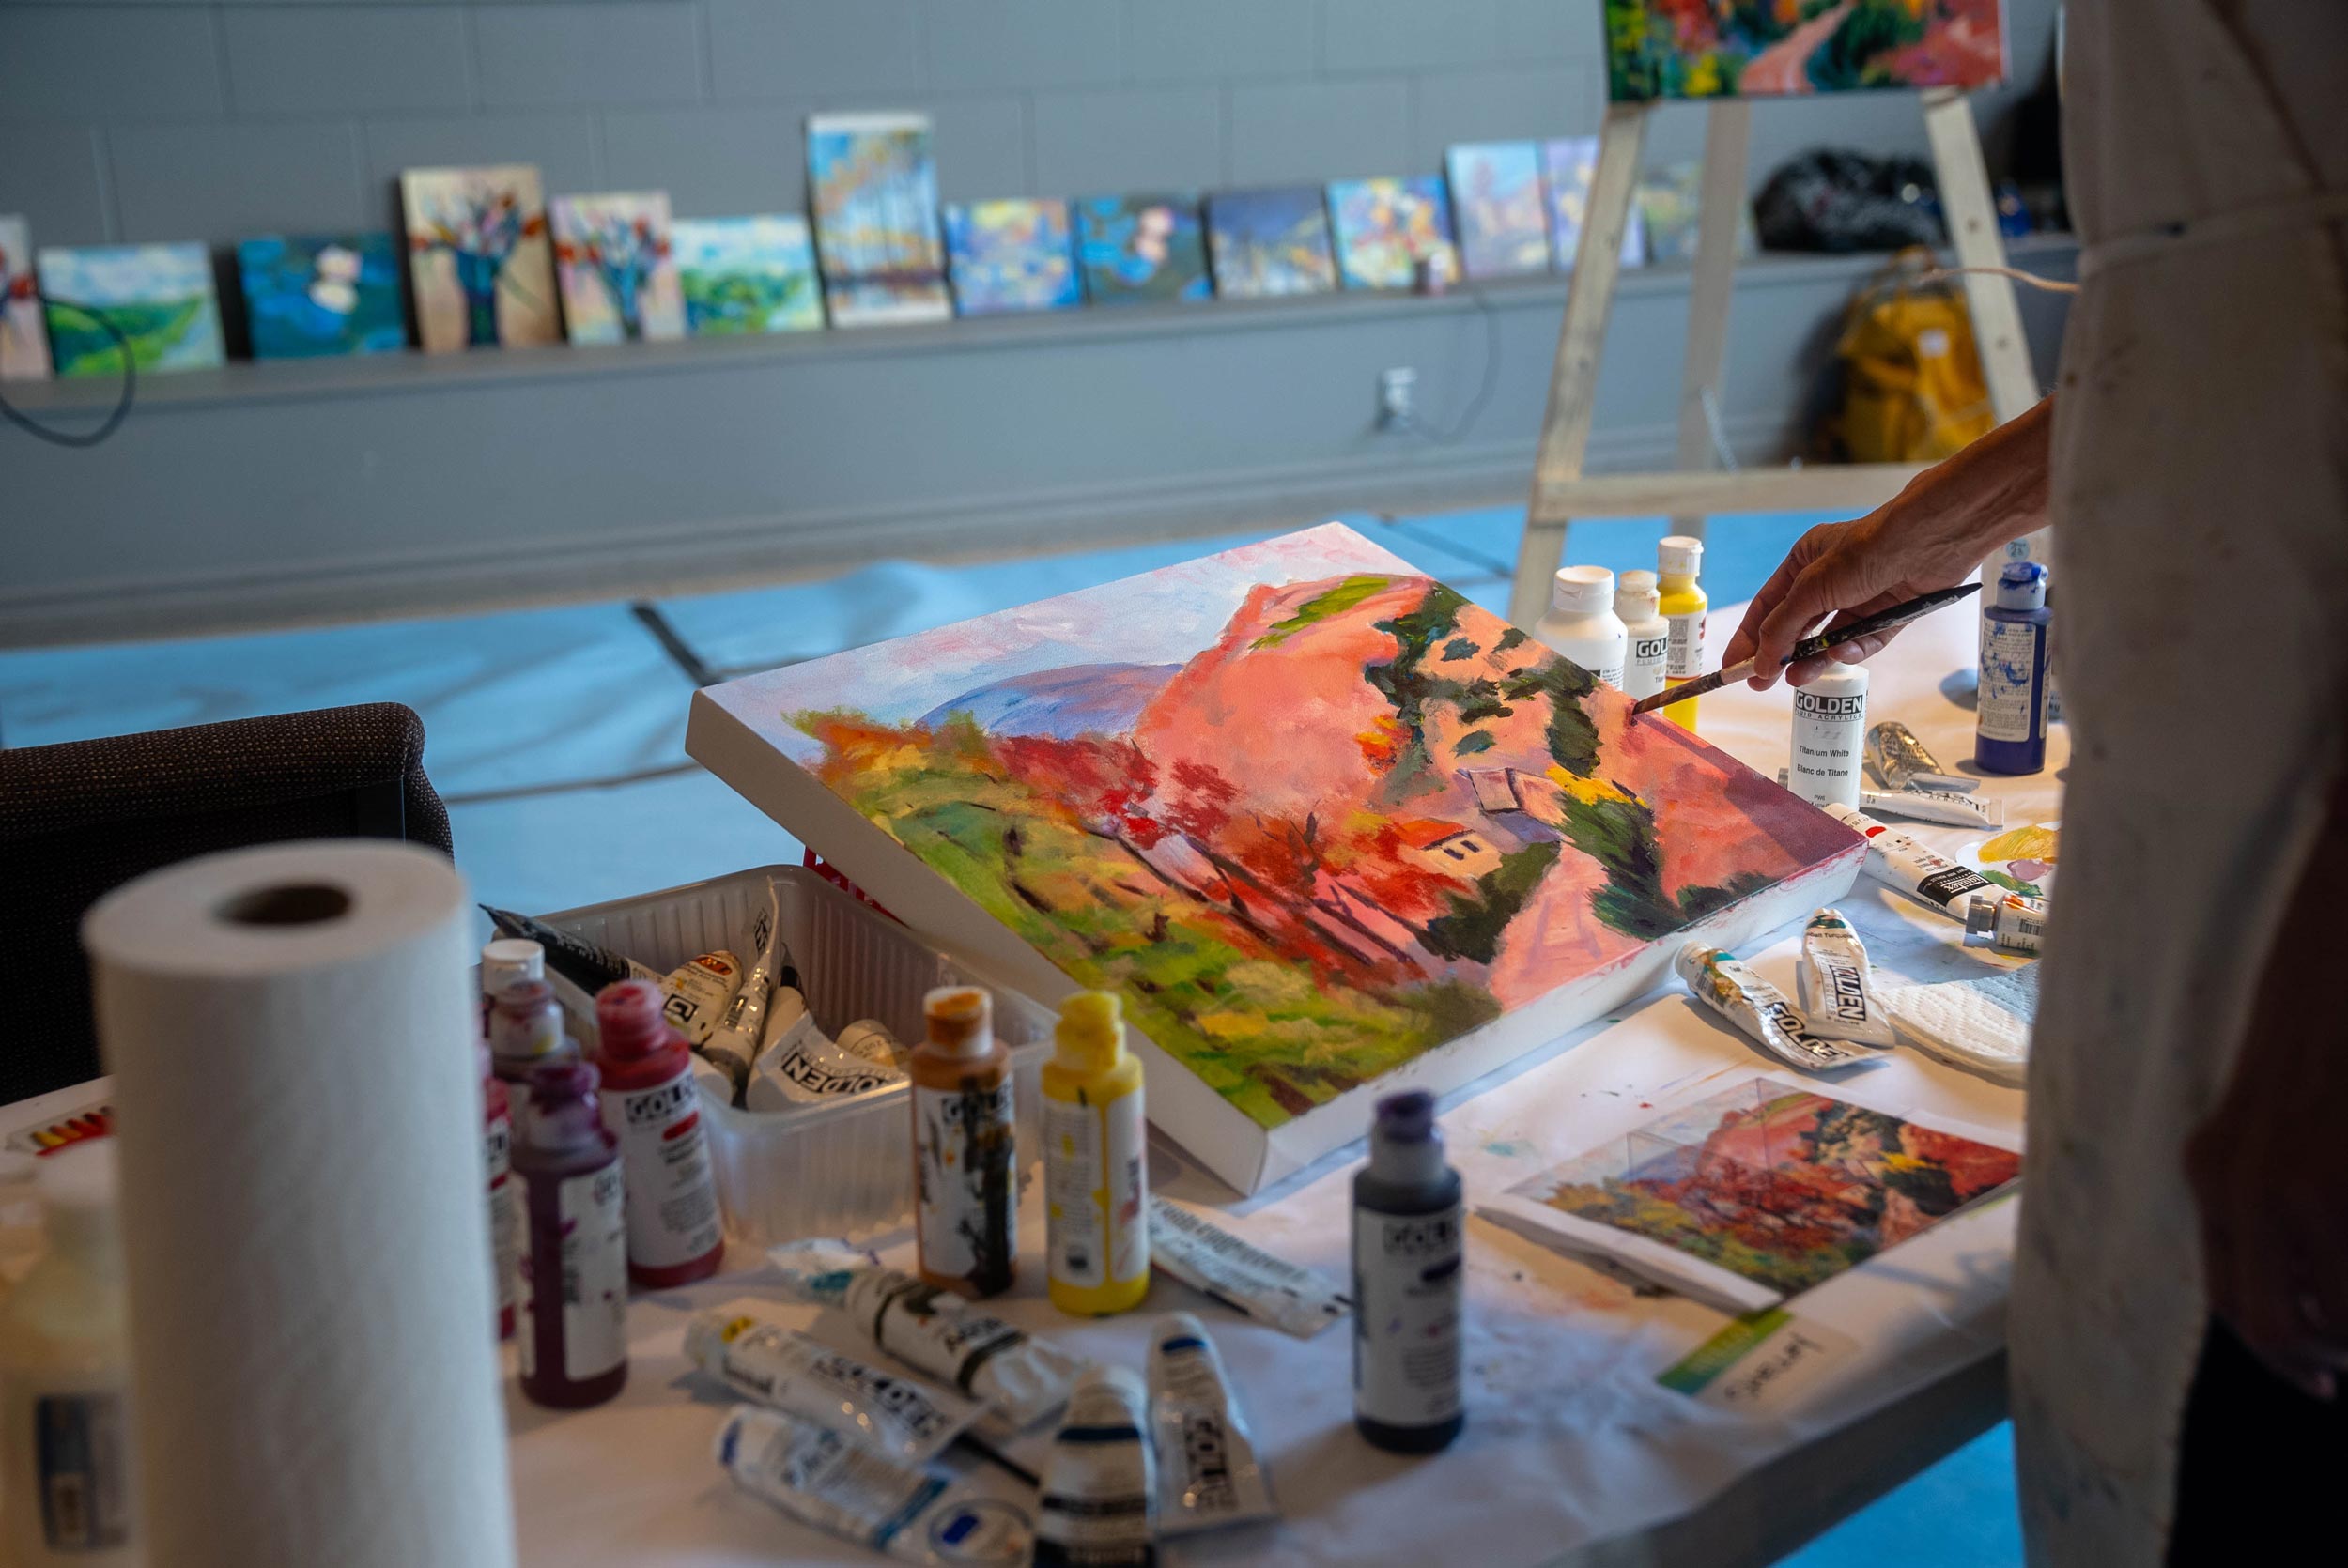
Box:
1445;143;1551;281
672;216;824;335
236;234;406;360
1074;194;1211;306
549;192;686;345
1539;139;1647;270
806;112;952;328
0;215;51;380
1603;0;2006;100
1205;188;1337;300
1327;177;1459;292
400;164;561;353
36;243;224;378
1634;163;1757;267
944;199;1081;316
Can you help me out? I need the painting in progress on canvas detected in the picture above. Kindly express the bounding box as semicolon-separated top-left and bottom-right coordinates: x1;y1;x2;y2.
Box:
551;192;686;344
944;198;1081;315
807;113;951;327
1205;188;1336;299
692;526;1861;1188
0;216;51;380
1489;1080;2021;1311
400;164;560;352
1327;177;1458;292
36;244;224;378
1604;0;2006;100
673;216;824;335
237;235;406;360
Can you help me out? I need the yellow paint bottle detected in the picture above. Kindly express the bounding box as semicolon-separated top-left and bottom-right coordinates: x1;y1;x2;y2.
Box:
1043;992;1150;1316
1657;535;1708;730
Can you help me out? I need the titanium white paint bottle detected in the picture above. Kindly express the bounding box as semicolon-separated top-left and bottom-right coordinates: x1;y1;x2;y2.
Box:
1614;569;1669;700
1787;659;1870;809
1532;564;1627;687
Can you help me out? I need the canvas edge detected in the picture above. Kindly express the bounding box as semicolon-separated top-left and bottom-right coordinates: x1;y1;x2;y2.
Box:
1480;1192;1784;1315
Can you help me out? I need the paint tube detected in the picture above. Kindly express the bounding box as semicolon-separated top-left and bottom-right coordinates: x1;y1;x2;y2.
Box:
703;881;788;1095
1822;803;1994;919
686;1303;983;1466
1863;721;1975;793
1674;945;1877;1071
659;949;742;1046
838;1019;911;1069
1795;910;1895;1048
481;906;659;992
761;978;810;1053
715;1407;1031;1566
1777;770;2004;830
767;1240;1088;1427
1148;1198;1350;1339
1965;891;2047;954
1034;1366;1155;1568
746;1014;906;1111
1148;1314;1275;1537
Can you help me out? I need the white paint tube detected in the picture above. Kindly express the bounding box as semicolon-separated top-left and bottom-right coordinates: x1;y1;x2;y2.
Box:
1034;1366;1155;1568
1148;1198;1350;1339
659;948;742;1046
703;881;788;1094
760;982;809;1053
687;1302;984;1466
1778;770;2004;829
1795;909;1895;1048
1822;803;1994;919
767;1241;1088;1428
1863;721;1976;793
1148;1314;1275;1537
715;1407;1031;1566
746;1012;905;1111
1674;945;1878;1071
1965;891;2047;954
838;1019;911;1069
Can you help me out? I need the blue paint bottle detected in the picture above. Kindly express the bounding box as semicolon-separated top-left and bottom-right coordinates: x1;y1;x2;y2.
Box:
1352;1091;1464;1453
1975;561;2051;775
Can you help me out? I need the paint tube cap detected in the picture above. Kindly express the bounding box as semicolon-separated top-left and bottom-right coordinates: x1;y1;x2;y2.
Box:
1964;895;2000;942
1053;991;1127;1073
481;938;544;995
1659;535;1704;578
1995;561;2047;611
1614;569;1659;618
1550;564;1615;615
923;986;995;1058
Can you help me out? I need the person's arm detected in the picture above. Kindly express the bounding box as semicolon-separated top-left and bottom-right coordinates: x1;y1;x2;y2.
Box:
1722;397;2055;688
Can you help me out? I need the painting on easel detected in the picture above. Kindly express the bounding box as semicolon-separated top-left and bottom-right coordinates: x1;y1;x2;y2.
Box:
1603;0;2006;100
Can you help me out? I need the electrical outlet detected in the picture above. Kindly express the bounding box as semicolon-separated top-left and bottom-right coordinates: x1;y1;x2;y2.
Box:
1377;367;1417;431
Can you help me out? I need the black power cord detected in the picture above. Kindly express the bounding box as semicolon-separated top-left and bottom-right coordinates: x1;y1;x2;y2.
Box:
1398;286;1505;447
0;300;137;448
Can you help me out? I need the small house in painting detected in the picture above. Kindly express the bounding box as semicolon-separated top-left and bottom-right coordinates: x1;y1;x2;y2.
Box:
1396;819;1506;880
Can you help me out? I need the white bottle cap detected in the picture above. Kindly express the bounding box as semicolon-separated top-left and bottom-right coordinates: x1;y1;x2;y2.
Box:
1550;564;1615;615
1659;536;1704;578
1614;568;1658;607
481;938;544;994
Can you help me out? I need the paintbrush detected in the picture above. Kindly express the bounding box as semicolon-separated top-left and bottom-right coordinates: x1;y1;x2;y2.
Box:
1627;582;1982;716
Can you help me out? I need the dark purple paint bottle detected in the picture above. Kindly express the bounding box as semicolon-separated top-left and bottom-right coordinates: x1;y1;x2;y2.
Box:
514;1060;628;1409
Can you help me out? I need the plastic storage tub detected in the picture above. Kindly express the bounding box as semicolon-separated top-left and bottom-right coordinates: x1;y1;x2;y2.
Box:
535;866;1053;1246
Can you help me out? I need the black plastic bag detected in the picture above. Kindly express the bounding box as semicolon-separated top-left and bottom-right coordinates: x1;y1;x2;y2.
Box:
1755;150;1945;253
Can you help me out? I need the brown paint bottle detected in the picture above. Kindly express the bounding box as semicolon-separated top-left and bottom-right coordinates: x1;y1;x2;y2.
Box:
910;986;1017;1299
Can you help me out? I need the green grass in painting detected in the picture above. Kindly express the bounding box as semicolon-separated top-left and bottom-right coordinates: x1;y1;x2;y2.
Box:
681;267;817;334
45;298;205;377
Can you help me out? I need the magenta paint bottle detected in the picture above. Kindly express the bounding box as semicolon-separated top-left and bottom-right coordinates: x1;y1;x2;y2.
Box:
514;1060;628;1409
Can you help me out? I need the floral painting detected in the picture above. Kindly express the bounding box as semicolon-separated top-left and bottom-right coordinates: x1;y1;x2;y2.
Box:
1604;0;2007;100
236;234;406;360
806;112;951;327
400;164;559;353
550;192;685;345
1206;188;1337;300
709;527;1858;1131
1074;194;1211;306
1508;1079;2021;1296
672;216;824;335
0;215;51;380
1327;177;1459;292
1445;143;1551;281
943;198;1081;316
36;243;224;378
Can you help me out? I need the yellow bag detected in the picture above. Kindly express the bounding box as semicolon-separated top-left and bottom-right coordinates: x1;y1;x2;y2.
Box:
1835;247;1996;463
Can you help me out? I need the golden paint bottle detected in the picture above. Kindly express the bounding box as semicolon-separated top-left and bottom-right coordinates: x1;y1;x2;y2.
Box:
1657;535;1708;730
1043;992;1149;1316
911;987;1017;1299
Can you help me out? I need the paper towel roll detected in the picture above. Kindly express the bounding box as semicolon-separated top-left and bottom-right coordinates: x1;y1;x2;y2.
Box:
84;840;516;1568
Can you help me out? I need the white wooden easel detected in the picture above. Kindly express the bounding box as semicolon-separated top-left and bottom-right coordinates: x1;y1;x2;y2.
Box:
1507;88;2041;627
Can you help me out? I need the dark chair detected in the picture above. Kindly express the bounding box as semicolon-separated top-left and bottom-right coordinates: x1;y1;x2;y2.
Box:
0;702;453;1105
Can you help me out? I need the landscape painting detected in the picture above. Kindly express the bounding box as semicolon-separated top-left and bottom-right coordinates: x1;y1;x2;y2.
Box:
672;216;824;335
400;164;560;353
1206;188;1337;300
1539;139;1647;271
1074;194;1211;306
1327;176;1459;292
943;198;1081;315
550;192;686;345
1445;143;1551;280
1;215;51;379
1603;0;2006;100
1494;1080;2020;1307
36;244;224;378
696;527;1860;1145
236;234;406;360
806;112;952;327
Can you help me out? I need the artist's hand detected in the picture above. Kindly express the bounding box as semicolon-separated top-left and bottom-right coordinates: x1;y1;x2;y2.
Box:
2185;817;2348;1399
1724;398;2055;689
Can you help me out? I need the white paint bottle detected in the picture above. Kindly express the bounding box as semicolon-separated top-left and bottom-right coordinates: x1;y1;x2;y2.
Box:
1787;660;1869;809
1532;564;1627;687
1614;569;1668;700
